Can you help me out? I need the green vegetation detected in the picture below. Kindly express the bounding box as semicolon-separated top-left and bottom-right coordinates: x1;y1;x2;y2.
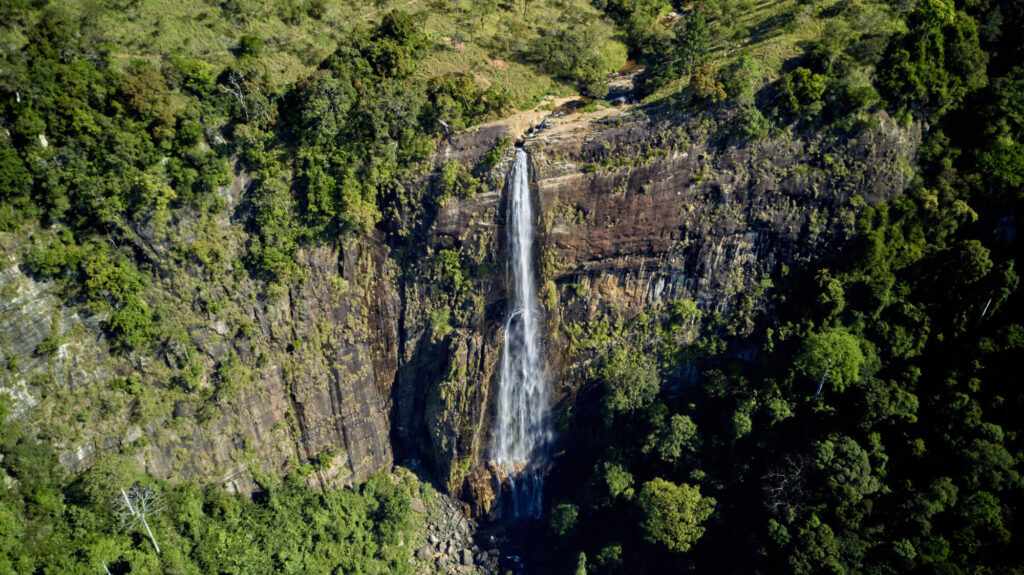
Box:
527;13;627;96
636;478;715;553
0;1;626;571
0;0;628;340
0;400;424;573
2;0;1024;574
542;0;1024;572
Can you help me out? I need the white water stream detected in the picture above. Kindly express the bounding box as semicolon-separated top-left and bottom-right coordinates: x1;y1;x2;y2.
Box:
491;147;550;518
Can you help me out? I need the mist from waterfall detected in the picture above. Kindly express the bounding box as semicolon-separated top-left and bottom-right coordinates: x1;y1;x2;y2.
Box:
491;147;550;518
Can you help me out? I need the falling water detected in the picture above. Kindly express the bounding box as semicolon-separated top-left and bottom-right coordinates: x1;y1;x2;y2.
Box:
492;147;550;518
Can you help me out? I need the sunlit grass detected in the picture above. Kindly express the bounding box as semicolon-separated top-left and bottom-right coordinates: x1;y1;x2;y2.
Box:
645;0;901;105
64;0;616;113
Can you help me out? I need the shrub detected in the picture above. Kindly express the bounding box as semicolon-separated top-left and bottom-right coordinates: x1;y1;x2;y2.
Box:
778;67;828;118
721;54;762;106
877;1;988;117
550;503;579;537
595;0;673;61
690;63;726;103
237;34;265;58
0;142;33;229
437;160;481;205
425;74;510;130
733;104;771;141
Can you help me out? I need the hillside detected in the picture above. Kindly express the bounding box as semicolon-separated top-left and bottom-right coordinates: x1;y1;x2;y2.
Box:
2;0;1023;574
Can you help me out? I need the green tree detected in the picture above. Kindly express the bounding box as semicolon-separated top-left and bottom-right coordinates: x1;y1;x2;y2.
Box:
778;67;828;118
644;414;699;463
977;66;1024;196
598;462;635;501
367;10;428;78
952;239;993;285
601;347;660;417
0;141;33;229
636;478;715;553
794;328;866;394
551;503;579;537
647;7;711;88
672;9;711;76
788;514;844;575
528;13;626;96
575;551;588;575
814;434;880;506
595;0;673;60
878;0;988;117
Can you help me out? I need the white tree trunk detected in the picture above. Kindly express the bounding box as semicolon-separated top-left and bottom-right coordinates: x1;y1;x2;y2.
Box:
121;488;160;554
140;515;161;555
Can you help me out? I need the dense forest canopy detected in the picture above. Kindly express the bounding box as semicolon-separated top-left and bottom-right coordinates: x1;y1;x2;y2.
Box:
1;0;1022;573
544;0;1024;573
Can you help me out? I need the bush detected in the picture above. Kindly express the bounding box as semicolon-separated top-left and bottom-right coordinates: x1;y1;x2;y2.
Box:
528;13;626;97
733;104;771;141
425;74;510;130
721;55;762;106
794;328;866;394
778;67;828;119
877;1;988;117
437;160;482;205
168;55;218;96
690;64;725;103
23;231;78;279
550;503;579;537
0;142;34;229
595;0;673;61
237;35;265;58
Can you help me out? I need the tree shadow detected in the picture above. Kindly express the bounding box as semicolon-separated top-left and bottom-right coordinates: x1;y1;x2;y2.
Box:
747;10;796;45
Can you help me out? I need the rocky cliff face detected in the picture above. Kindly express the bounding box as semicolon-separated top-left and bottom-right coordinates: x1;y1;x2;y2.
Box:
0;103;918;510
399;105;919;513
1;204;399;494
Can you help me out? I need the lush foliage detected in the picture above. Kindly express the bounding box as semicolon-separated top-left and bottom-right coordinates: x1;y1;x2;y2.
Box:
528;12;627;96
0;401;422;574
542;1;1024;573
2;0;1024;573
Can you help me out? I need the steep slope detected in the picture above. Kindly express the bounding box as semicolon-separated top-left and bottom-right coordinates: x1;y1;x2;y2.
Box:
1;222;400;492
392;102;919;514
1;98;917;513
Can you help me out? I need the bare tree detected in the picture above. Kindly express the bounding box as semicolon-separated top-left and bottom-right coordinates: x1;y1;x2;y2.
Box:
114;483;163;554
218;70;273;127
762;454;807;518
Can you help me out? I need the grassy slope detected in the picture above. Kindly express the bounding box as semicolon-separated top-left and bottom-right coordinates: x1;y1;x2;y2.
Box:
645;0;905;104
58;0;622;112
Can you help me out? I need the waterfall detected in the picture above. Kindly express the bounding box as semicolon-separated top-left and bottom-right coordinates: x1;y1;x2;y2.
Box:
492;147;550;518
